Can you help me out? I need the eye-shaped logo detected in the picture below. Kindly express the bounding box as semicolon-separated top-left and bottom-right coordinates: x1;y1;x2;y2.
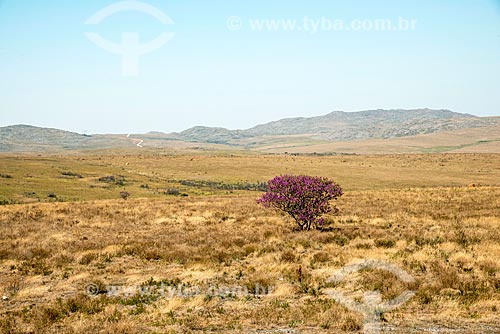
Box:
326;259;415;334
85;1;175;76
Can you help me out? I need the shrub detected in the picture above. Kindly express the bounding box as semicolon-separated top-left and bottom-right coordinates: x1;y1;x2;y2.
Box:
257;175;343;230
99;175;126;186
375;239;396;248
0;199;12;205
120;191;130;200
61;171;83;178
166;188;180;196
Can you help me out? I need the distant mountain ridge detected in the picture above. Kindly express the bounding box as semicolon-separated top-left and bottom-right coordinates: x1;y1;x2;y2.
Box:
174;109;497;144
1;109;499;152
0;124;127;152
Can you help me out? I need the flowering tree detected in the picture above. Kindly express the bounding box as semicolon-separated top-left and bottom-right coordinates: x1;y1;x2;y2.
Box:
257;175;343;230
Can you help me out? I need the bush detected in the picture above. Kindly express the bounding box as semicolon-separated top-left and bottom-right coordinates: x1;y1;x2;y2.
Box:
120;191;130;200
61;171;83;178
375;239;396;248
99;175;125;186
166;188;180;196
257;175;343;230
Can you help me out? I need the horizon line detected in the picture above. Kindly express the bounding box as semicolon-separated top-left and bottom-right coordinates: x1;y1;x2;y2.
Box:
1;108;498;135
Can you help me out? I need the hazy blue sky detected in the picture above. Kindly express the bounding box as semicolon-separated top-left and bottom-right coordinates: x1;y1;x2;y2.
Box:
0;0;499;134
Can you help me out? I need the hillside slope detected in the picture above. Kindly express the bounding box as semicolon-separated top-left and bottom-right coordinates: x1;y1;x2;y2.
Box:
176;109;499;144
0;125;130;152
1;110;499;153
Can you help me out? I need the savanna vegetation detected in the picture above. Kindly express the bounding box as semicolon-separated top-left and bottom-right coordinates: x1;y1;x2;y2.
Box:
0;152;499;333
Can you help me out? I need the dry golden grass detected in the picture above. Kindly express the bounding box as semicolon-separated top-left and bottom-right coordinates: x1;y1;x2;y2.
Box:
1;153;500;204
1;176;500;333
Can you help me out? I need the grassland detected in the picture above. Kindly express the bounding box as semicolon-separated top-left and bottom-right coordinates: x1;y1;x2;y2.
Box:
1;152;500;204
1;152;500;333
255;126;500;154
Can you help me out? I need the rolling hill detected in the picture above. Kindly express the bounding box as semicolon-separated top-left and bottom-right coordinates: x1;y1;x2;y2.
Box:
175;109;499;144
0;125;131;152
1;109;499;153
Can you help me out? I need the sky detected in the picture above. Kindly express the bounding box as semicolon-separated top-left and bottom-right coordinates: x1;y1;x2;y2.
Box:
0;0;499;134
